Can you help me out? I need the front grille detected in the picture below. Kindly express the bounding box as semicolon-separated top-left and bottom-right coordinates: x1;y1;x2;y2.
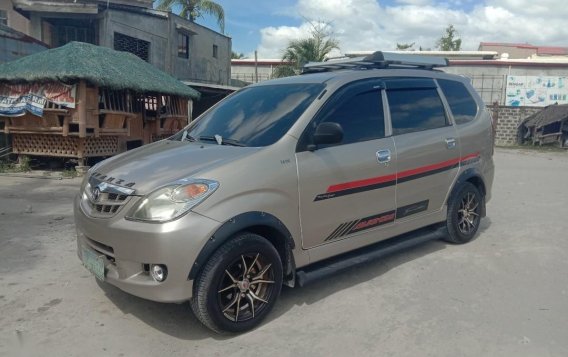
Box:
89;192;128;215
82;176;136;218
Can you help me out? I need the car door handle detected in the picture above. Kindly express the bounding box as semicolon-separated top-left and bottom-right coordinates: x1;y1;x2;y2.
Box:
445;138;457;149
376;149;391;165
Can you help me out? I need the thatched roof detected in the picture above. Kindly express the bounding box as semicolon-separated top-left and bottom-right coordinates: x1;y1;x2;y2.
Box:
522;104;568;128
0;41;199;99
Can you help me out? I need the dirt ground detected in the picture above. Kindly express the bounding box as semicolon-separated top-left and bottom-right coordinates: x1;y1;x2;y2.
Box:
1;148;567;357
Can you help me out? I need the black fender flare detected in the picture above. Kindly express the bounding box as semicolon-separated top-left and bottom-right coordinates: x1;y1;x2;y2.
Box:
188;211;296;280
448;168;487;217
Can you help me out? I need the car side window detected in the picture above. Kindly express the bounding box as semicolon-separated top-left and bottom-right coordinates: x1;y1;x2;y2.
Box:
437;79;478;125
316;88;385;146
387;87;448;135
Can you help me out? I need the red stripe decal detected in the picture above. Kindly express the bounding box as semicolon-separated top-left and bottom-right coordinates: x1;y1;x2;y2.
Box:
325;152;480;194
327;173;396;193
397;156;460;180
460;152;480;162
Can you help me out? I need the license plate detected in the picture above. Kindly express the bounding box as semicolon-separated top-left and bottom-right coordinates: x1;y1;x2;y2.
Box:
82;246;105;281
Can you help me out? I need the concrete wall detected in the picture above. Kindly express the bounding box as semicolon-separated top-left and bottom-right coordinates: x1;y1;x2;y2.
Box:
101;10;168;72
0;0;29;34
490;105;541;146
174;16;231;85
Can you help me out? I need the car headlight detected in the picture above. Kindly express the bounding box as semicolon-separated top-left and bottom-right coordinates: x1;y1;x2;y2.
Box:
126;179;219;222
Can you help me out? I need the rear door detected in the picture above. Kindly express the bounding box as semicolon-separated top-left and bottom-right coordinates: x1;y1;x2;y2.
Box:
296;79;397;249
384;78;460;219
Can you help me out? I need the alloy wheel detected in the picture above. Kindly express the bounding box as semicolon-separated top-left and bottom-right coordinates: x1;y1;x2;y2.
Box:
457;192;480;235
217;253;275;322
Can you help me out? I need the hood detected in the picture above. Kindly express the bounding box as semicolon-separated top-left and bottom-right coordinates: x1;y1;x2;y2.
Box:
90;140;261;194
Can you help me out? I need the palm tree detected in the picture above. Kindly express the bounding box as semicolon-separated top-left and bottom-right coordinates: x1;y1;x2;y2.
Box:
273;22;339;78
156;0;225;33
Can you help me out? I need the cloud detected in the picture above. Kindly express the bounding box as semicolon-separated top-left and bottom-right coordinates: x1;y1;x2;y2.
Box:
256;0;568;58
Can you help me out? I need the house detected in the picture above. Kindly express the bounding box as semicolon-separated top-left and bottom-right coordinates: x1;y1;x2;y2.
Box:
0;23;48;64
1;0;235;121
231;58;292;86
478;42;568;60
8;0;231;86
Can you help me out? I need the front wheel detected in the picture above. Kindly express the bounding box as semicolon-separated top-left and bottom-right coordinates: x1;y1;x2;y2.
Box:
190;233;283;333
444;182;483;244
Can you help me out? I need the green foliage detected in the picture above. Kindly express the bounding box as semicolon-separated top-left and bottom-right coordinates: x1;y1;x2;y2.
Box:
436;24;462;51
0;161;15;173
17;155;31;172
274;21;340;78
0;156;30;173
272;65;297;78
396;42;415;51
231;51;245;59
156;0;225;33
62;169;78;178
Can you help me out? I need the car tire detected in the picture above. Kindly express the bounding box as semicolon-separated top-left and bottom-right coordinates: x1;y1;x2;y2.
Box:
444;182;483;244
190;232;283;333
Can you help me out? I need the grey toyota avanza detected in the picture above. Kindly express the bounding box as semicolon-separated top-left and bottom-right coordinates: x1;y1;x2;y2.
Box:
75;52;494;333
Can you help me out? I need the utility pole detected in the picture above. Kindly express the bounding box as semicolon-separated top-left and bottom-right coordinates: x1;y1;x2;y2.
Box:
254;50;259;83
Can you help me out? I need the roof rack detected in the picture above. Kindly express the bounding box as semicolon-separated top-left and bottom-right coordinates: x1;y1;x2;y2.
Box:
301;51;449;74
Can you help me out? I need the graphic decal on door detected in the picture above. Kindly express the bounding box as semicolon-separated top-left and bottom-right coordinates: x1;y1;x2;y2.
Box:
324;200;429;242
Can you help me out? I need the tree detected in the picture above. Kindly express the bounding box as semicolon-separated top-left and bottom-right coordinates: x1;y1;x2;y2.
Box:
273;21;339;78
436;24;462;51
231;51;245;59
396;42;415;51
156;0;225;33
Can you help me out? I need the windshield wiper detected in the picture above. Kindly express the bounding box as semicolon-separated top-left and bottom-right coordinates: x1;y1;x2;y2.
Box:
180;130;196;142
198;135;246;147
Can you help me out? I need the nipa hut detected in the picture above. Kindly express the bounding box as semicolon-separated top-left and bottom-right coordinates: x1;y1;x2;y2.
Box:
518;104;568;147
0;41;200;165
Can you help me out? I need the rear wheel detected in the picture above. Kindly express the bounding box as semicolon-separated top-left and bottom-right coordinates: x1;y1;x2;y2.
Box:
190;233;283;333
444;183;483;244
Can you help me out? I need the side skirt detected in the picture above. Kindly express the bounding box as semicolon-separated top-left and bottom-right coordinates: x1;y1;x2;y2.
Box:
296;224;446;287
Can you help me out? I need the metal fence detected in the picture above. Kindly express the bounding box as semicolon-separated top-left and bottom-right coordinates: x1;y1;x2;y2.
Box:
465;74;506;105
231;73;273;85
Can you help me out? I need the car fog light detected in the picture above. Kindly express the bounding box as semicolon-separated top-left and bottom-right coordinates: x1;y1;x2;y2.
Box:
150;264;167;282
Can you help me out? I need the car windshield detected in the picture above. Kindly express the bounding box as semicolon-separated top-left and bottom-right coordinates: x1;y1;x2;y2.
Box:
174;83;324;147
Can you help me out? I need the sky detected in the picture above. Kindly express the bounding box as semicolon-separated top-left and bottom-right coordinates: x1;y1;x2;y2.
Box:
192;0;568;59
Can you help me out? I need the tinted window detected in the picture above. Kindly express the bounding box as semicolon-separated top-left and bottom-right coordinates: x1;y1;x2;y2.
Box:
180;84;323;147
318;90;385;145
387;88;448;135
438;79;478;124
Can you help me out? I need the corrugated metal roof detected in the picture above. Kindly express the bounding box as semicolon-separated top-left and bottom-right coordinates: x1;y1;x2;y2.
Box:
522;104;568;128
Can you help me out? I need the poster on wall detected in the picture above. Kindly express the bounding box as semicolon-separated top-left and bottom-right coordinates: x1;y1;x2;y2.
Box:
0;83;76;117
506;75;568;107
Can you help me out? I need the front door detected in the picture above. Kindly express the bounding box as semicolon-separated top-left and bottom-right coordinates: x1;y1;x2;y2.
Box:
296;80;397;249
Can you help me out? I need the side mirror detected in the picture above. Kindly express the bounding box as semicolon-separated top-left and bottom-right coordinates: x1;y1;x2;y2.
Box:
309;122;343;150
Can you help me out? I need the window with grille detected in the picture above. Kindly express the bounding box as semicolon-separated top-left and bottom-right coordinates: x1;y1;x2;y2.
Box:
0;10;7;26
52;25;96;46
178;33;189;58
114;32;150;62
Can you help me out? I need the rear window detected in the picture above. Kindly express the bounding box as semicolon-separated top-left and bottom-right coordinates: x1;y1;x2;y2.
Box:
387;88;448;135
180;83;324;147
438;79;478;124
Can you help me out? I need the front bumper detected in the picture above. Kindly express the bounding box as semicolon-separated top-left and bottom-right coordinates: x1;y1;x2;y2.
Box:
74;194;220;303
